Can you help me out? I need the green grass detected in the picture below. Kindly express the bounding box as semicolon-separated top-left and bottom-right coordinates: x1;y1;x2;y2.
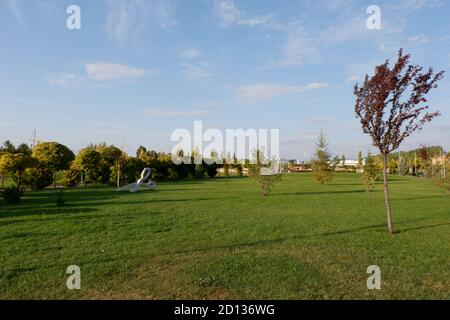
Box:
0;173;449;299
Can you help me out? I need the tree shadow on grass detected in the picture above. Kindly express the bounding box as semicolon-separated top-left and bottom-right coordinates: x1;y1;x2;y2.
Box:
273;190;366;197
0;203;100;219
321;218;446;237
400;221;450;233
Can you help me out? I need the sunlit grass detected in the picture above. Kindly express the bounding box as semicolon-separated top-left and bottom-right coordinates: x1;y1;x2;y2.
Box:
0;173;449;299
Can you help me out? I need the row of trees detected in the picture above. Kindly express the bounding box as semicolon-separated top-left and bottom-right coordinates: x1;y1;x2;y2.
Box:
0;141;254;191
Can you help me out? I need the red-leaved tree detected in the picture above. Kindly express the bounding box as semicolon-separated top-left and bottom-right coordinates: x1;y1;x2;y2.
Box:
354;49;444;235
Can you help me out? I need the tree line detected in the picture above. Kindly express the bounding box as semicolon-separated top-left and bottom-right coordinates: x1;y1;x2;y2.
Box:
0;141;250;191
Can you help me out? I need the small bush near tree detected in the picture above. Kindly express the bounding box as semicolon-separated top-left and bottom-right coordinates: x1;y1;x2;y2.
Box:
63;167;80;187
431;164;449;196
56;190;66;207
249;150;282;196
2;186;24;204
194;164;205;179
361;152;380;199
22;167;53;190
205;163;218;178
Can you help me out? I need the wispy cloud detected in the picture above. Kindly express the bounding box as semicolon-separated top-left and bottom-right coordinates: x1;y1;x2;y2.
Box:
408;33;430;44
141;109;212;117
105;0;177;45
44;73;85;88
178;48;216;83
84;62;150;81
179;48;202;61
304;117;336;124
237;82;331;104
213;0;272;28
181;62;216;83
281;26;320;67
6;97;76;109
45;62;150;87
6;0;26;26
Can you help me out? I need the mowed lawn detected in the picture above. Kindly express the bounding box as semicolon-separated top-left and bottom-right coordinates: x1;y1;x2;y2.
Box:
0;173;449;299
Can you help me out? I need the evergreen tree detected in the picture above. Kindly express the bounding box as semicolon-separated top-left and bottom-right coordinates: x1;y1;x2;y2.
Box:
361;152;380;198
248;149;281;196
311;130;334;184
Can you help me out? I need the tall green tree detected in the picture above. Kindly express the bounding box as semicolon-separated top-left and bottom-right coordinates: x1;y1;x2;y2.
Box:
1;140;16;153
32;142;75;188
311;130;334;184
73;148;102;184
0;153;14;189
97;145;123;187
10;153;37;188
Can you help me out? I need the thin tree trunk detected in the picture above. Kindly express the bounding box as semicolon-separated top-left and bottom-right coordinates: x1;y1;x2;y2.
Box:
116;162;120;188
382;155;394;235
1;173;4;189
53;171;56;189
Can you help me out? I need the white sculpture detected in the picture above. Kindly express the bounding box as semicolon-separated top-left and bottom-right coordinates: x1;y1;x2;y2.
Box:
118;168;156;192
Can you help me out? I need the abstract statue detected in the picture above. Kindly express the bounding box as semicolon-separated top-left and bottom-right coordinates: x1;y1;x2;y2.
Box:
118;168;156;192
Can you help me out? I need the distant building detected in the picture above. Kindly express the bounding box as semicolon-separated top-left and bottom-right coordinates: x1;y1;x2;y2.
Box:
336;159;361;168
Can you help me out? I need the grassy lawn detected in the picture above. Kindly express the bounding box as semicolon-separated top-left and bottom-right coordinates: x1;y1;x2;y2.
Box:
0;173;449;299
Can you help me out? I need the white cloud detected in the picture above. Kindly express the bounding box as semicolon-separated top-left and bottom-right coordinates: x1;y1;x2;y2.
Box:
45;62;150;87
105;0;177;45
182;62;216;83
281;26;320;67
304;117;336;124
237;82;331;104
214;0;271;28
84;62;149;81
6;0;26;26
304;82;331;90
44;73;85;88
408;33;429;44
141;109;211;117
345;75;360;84
179;48;202;61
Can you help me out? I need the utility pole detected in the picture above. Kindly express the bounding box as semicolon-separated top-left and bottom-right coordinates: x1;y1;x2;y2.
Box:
30;129;36;149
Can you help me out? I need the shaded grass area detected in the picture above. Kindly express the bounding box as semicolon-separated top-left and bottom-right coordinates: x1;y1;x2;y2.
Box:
0;174;449;299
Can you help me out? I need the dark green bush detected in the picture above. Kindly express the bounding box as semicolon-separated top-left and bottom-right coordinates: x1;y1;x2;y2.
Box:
2;186;24;203
194;164;205;179
22;167;53;190
56;190;65;207
63;168;80;187
205;163;218;178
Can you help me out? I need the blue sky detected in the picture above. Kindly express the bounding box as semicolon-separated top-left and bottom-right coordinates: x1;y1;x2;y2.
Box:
1;0;449;160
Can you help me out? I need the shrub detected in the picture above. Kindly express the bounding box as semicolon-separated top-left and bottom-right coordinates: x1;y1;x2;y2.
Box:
168;168;179;180
2;186;24;203
22;167;53;190
194;164;205;179
63;168;80;187
56;190;65;207
205;163;218;178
